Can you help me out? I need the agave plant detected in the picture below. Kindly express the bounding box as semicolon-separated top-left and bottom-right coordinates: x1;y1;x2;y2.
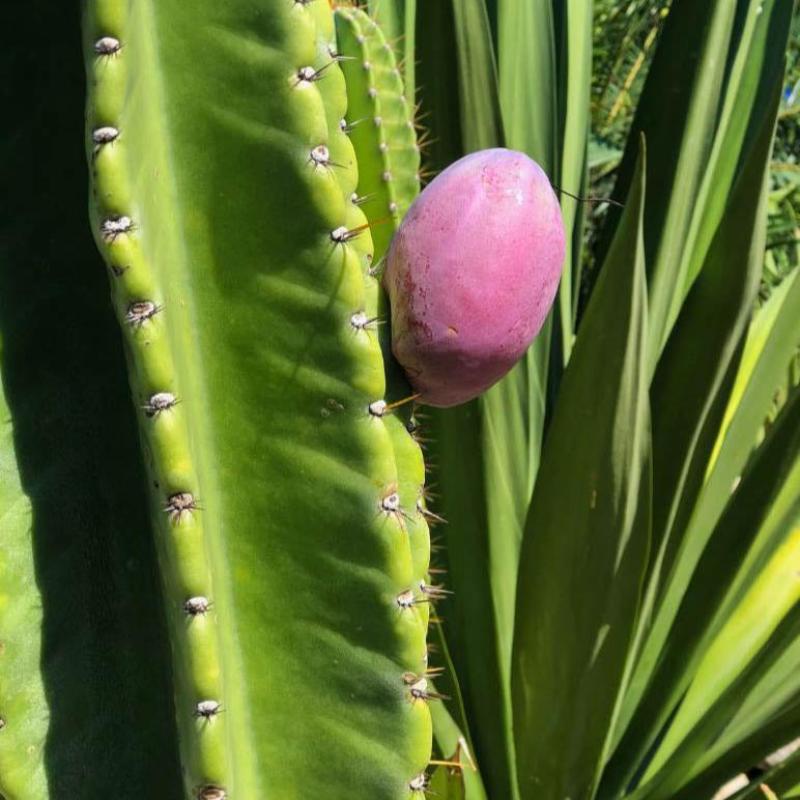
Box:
1;1;799;800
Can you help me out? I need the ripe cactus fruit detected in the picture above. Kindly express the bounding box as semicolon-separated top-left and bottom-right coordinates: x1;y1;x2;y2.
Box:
384;148;566;407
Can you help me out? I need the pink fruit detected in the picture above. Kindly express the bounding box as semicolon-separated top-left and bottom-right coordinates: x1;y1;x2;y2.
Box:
383;148;566;407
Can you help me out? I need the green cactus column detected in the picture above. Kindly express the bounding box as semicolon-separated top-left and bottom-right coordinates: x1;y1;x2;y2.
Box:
83;0;431;797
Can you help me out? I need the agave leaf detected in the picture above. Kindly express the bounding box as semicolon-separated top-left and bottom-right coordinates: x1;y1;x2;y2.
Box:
451;0;505;150
497;0;557;176
554;0;592;356
0;359;46;799
675;0;796;309
602;80;782;795
608;380;800;799
603;0;739;370
429;765;467;800
512;143;650;800
0;5;183;796
429;625;489;800
632;596;800;800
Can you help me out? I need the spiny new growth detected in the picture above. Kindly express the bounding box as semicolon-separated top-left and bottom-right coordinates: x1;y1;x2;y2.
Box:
334;4;421;261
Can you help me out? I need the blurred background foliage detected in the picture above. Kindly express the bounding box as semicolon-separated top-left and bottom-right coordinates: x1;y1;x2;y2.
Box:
589;0;800;302
589;0;800;430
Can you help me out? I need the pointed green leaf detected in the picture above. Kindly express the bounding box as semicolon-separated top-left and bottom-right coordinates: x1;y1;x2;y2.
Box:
602;80;782;795
512;145;650;800
603;0;739;369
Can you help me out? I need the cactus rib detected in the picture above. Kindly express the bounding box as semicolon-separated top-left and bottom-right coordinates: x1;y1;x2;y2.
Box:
335;5;422;260
85;3;228;796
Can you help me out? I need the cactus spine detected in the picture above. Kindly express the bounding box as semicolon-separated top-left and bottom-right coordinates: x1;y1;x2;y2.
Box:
83;0;431;797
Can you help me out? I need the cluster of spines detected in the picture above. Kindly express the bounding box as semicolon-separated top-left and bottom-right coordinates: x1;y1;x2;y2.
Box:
333;4;422;261
85;4;227;798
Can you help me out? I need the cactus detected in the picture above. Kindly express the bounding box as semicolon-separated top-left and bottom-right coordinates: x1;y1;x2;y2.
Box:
2;1;799;799
82;0;430;796
334;4;421;261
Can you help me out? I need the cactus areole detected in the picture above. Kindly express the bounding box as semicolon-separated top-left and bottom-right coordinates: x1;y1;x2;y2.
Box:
384;148;566;407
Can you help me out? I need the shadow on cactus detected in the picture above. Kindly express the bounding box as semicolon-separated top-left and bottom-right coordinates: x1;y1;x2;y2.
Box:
1;1;799;800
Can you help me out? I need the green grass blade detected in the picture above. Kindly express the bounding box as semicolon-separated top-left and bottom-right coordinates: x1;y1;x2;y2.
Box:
512;145;650;800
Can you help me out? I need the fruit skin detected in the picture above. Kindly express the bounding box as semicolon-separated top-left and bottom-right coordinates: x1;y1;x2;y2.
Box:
384;148;566;407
